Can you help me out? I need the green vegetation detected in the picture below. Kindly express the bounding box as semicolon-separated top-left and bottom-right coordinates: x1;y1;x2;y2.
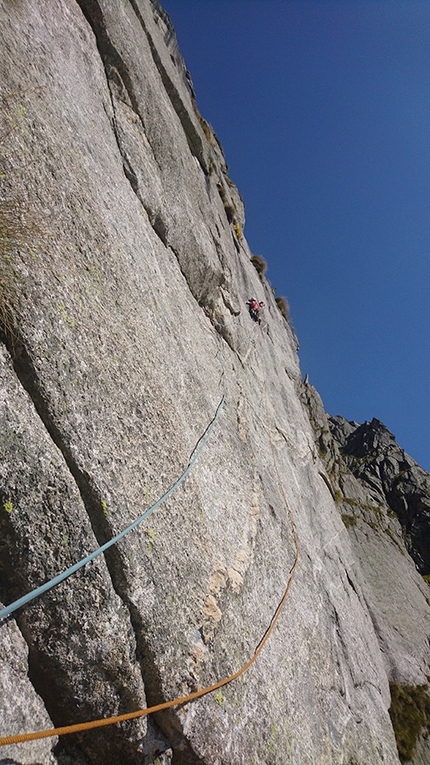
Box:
57;300;76;328
217;183;235;223
192;97;216;149
250;255;267;280
146;527;156;552
143;485;153;505
101;500;109;517
341;514;357;528
3;500;13;514
275;295;291;323
214;688;225;706
389;682;430;763
422;574;430;585
268;722;277;755
343;496;359;507
385;526;405;554
199;116;214;146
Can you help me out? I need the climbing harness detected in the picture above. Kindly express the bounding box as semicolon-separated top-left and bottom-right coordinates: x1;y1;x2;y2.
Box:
0;329;226;623
0;307;299;748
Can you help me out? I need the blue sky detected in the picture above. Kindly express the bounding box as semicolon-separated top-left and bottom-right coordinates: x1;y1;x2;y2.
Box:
162;0;430;472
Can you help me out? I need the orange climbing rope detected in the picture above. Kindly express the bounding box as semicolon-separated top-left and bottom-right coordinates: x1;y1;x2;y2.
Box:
0;318;299;748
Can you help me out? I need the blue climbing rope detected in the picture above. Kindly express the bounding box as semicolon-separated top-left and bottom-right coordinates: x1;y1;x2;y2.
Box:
0;326;226;622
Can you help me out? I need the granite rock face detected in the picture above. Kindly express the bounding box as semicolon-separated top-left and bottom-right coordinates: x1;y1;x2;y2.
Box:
0;602;58;765
0;2;429;764
329;416;430;575
300;382;430;764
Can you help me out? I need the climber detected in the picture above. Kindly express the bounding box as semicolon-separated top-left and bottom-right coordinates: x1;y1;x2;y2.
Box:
246;298;265;324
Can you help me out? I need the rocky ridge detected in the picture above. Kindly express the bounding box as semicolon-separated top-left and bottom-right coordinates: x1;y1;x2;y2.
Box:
0;1;429;764
328;415;430;576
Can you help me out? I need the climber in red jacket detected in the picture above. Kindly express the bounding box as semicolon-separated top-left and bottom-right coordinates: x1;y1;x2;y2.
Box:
246;298;265;324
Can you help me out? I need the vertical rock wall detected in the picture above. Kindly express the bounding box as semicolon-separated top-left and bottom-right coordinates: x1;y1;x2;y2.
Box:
0;1;428;764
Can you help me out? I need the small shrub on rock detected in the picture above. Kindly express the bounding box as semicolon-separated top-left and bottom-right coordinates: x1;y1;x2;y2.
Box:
389;682;430;763
341;514;357;528
275;295;290;323
250;255;267;280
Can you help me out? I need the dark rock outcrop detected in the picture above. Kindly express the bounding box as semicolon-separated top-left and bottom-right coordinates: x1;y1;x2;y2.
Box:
329;416;430;575
0;2;429;764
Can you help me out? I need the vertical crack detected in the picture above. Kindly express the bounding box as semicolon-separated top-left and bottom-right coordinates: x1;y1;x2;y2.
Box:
76;0;169;246
1;327;203;762
127;0;208;174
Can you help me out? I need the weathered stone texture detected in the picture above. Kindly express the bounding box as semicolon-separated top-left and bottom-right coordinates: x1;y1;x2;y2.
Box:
0;344;148;764
0;1;428;764
0;604;58;765
330;416;430;575
301;382;430;764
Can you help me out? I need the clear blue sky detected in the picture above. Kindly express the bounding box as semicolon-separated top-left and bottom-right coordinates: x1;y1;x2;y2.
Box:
162;0;430;472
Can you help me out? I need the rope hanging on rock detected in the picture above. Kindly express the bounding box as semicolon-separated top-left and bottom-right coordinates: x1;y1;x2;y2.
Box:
0;311;299;748
0;329;226;623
